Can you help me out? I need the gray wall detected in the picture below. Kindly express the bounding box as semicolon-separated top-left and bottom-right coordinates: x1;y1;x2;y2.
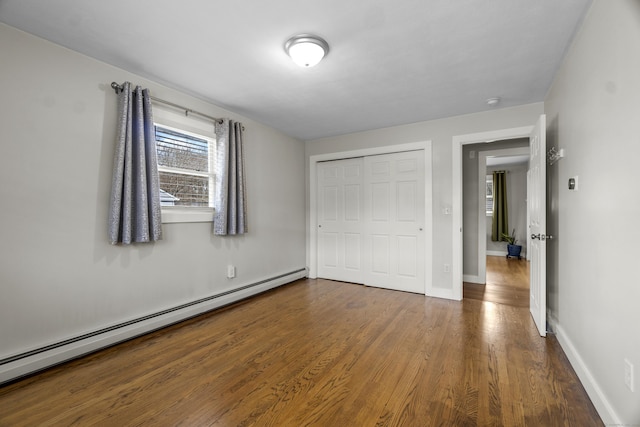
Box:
545;0;640;424
307;104;543;294
0;24;306;360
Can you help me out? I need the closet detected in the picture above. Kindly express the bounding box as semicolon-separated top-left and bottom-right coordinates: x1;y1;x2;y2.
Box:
317;150;425;294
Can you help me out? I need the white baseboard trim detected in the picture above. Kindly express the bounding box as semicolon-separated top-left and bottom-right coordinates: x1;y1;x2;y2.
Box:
486;250;528;258
0;269;307;385
486;250;507;257
547;314;621;426
426;286;458;301
463;274;484;284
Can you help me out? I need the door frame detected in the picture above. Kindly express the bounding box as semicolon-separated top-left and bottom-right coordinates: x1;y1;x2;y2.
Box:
452;127;533;300
476;147;530;283
308;141;433;295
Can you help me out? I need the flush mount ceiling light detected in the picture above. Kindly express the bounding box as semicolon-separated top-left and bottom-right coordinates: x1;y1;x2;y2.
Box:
486;97;501;106
285;34;329;67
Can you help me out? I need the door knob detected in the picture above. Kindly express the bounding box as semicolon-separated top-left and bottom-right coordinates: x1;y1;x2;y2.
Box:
531;233;553;241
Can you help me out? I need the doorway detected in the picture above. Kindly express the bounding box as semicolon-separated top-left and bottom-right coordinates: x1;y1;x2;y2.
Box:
461;142;530;305
464;256;530;307
452;125;533;301
452;115;547;336
476;146;530;283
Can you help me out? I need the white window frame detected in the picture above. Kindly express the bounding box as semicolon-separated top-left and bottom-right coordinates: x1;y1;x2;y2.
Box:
486;174;494;216
153;122;217;224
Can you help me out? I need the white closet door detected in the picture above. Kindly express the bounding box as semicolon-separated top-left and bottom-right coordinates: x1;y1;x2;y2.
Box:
363;151;425;294
317;158;365;283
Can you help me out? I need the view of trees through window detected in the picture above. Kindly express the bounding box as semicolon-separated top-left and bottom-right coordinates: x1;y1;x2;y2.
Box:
155;126;213;207
486;174;494;215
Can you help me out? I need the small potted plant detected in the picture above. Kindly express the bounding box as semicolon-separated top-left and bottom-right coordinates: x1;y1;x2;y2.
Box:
502;229;522;259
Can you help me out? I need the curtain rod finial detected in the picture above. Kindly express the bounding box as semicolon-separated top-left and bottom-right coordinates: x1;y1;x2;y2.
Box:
111;82;123;93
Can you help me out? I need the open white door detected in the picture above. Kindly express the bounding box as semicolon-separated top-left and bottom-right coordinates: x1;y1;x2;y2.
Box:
529;115;547;337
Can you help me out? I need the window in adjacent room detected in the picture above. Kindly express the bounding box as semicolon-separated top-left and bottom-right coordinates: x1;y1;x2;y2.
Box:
486;174;494;216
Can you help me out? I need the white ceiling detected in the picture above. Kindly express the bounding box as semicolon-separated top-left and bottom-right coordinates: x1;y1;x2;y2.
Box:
0;0;592;141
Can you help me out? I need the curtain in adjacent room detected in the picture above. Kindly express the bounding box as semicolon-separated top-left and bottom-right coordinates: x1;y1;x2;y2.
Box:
491;170;508;242
213;119;247;235
108;82;162;244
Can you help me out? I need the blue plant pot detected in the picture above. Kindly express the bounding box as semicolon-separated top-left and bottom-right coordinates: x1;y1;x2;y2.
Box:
507;244;522;259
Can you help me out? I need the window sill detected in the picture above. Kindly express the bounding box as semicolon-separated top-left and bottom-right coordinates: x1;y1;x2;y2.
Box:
161;207;214;224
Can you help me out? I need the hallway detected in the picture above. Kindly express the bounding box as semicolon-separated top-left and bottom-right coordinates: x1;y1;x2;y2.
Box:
464;255;530;307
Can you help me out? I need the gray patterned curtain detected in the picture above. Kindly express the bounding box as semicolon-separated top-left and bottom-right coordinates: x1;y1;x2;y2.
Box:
491;170;508;242
108;82;162;244
213;119;247;235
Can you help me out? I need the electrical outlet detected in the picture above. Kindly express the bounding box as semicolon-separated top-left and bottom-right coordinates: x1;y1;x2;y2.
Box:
624;359;635;392
227;265;236;279
444;264;450;273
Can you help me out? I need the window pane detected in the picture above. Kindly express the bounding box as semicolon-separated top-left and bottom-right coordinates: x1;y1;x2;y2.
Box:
486;175;493;214
156;127;208;171
486;197;494;213
159;171;209;207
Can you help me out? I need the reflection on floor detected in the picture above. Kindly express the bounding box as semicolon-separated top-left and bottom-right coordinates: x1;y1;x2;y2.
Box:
464;255;530;307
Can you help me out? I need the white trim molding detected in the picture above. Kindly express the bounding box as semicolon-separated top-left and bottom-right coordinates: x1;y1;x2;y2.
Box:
547;315;621;426
486;250;508;257
463;275;484;284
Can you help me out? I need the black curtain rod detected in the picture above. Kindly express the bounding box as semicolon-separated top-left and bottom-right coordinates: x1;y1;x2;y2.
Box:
110;82;224;125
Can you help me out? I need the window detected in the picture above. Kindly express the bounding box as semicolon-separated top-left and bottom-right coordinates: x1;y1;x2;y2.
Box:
154;124;216;223
486;174;494;216
151;101;218;223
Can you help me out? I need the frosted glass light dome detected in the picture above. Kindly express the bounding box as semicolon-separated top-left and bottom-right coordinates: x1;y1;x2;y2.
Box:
285;34;329;67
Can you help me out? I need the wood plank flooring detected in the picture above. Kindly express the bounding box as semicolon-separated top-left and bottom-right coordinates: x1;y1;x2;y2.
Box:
464;256;530;307
0;279;602;426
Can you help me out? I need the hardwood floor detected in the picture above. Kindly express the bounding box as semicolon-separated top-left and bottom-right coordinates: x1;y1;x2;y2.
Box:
0;279;602;426
464;256;530;307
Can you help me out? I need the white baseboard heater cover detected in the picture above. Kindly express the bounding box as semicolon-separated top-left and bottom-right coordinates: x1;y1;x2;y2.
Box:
0;269;307;385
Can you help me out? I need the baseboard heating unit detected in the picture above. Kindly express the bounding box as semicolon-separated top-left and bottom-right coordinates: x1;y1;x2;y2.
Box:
0;269;307;385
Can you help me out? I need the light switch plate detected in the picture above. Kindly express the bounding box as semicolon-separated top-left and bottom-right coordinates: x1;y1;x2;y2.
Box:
568;176;579;191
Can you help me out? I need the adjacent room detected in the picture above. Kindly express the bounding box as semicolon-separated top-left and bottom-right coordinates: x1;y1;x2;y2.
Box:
1;0;639;425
